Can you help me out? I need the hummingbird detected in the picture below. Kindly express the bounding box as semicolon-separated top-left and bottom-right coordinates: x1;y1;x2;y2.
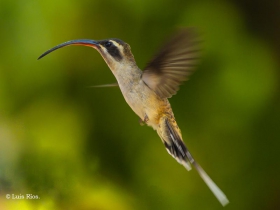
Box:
38;29;229;206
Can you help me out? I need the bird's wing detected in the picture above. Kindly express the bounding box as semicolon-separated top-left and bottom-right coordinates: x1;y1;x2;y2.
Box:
141;28;200;98
87;83;119;88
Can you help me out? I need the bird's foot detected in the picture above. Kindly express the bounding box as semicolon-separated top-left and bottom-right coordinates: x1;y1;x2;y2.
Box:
139;114;149;126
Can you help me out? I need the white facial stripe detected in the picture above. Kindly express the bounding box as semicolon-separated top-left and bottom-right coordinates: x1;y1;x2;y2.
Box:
100;45;106;51
110;40;124;53
110;40;121;47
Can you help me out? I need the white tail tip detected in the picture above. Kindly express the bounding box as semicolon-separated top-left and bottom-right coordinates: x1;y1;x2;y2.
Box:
193;162;229;206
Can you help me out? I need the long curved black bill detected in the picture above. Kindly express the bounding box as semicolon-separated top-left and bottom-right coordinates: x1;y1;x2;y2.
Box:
38;39;99;60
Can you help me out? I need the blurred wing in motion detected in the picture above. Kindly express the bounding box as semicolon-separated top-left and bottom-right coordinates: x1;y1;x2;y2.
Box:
142;28;201;98
88;83;119;88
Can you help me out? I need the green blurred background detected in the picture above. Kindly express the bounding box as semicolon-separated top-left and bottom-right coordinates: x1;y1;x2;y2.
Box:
0;0;279;209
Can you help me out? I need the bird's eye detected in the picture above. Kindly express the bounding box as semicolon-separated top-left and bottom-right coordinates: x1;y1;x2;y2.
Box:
105;41;112;48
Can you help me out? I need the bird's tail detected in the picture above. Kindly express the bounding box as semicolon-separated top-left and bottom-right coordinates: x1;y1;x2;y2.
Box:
157;116;229;206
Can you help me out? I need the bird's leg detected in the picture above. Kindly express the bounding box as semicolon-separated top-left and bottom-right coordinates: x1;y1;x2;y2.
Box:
139;114;149;126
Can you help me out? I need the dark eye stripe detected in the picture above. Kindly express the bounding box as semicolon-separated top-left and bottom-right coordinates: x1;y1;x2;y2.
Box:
107;45;122;61
99;40;123;61
104;41;122;61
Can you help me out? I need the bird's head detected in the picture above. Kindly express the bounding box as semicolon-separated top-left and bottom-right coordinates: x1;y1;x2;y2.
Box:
38;38;136;72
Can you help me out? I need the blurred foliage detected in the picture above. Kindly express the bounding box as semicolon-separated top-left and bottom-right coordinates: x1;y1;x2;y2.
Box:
0;0;279;209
